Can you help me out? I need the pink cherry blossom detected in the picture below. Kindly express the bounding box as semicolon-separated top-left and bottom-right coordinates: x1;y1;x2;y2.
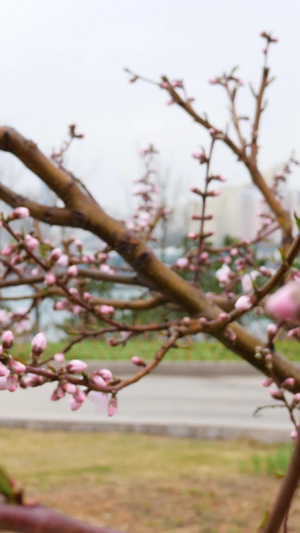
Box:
176;257;189;269
107;396;118;417
45;271;56;285
11;207;30;219
2;330;14;350
66;360;87;373
24;235;39;252
31;332;47;355
54;352;65;362
67;265;78;278
266;282;300;322
234;295;253;311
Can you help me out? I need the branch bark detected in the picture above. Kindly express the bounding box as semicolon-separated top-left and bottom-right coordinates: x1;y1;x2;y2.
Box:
0;503;121;533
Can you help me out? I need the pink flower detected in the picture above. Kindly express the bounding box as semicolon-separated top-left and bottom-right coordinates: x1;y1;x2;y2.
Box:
98;305;115;316
216;264;232;285
131;356;146;367
242;271;260;293
56;254;69;267
50;247;62;261
9;360;26;374
67;265;78;278
31;332;47;355
66;359;87;373
234;295;253;311
2;244;17;256
0;362;9;377
98;369;113;382
45;271;56;285
266;282;300;323
63;382;77;394
2;330;14;350
11;207;30;219
24;235;39;252
88;390;108;412
73;388;86;403
91;374;107;388
54;352;65;363
176;257;189;269
70;398;83;411
107;396;118;417
267;323;277;339
22;373;42;387
282;377;295;389
6;374;18;392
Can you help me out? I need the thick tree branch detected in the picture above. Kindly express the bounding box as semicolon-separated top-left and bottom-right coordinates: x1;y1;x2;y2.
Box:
0;127;300;389
0;503;120;533
0;182;74;226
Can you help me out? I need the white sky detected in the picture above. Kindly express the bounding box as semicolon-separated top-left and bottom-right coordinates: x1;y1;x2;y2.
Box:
1;0;300;216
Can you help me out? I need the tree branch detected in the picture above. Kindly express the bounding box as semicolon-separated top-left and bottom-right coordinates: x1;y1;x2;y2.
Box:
0;503;120;533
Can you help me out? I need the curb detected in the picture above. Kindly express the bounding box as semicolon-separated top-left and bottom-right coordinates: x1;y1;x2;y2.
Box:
84;360;263;377
0;417;290;443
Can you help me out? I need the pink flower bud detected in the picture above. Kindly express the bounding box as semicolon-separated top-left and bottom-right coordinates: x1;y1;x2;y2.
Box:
98;369;113;382
176;257;189;269
267;323;277;339
24;235;39;252
67;265;78;278
293;393;300;405
11;207;30;219
98;305;115;315
70;398;83;411
182;317;190;325
107;396;118;417
63;382;77;394
54;352;65;362
91;374;107;388
56;254;69;267
266;282;300;323
188;232;198;239
31;332;47;356
55;301;66;310
234;295;253;311
9;360;26;374
50;247;62;261
83;292;92;301
131;356;146;367
270;388;284;400
0;362;9;377
2;244;17;256
219;312;228;320
282;377;295;389
51;385;65;401
45;271;56;285
69;288;78;296
66;359;87;373
262;378;273;387
6;374;18;392
73;388;86;403
2;330;14;350
290;429;298;440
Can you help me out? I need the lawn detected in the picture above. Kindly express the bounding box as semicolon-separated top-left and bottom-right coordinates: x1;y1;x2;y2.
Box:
12;338;300;362
0;429;298;532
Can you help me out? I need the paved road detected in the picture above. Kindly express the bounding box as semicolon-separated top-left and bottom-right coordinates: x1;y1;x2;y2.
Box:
0;374;295;442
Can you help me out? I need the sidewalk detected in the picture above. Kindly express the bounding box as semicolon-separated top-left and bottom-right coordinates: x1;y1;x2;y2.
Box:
0;362;294;443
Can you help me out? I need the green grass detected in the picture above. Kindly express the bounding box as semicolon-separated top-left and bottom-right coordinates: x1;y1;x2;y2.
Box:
240;444;292;476
12;338;300;362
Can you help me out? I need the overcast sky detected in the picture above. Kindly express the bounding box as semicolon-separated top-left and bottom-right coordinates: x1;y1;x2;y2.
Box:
1;0;300;216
